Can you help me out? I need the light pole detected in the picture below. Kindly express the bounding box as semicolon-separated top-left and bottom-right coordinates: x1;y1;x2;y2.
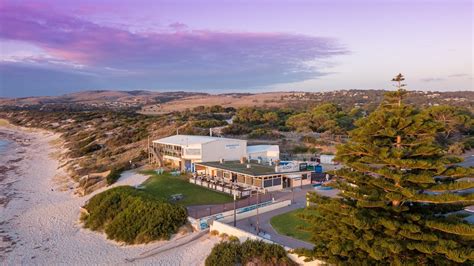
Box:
256;191;260;234
233;194;237;227
292;187;295;204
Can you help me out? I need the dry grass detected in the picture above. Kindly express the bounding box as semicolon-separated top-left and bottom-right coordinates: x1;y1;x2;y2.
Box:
0;118;11;127
140;92;294;114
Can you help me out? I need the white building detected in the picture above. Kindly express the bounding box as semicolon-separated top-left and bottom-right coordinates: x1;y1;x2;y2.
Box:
247;145;280;162
151;135;282;171
151;135;247;171
320;154;336;164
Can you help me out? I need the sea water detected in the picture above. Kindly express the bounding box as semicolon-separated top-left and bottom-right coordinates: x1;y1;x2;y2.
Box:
0;139;10;155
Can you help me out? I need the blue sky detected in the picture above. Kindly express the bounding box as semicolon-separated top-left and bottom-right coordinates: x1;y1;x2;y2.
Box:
0;0;472;97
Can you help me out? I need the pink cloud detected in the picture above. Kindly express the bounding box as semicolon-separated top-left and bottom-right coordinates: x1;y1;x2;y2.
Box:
0;1;347;90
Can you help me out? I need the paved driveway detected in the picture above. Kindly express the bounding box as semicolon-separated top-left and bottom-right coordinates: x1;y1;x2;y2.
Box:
231;185;340;250
233;201;314;249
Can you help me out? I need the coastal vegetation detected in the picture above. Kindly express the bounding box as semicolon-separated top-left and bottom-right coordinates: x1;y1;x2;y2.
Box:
298;75;474;264
205;239;296;266
81;186;188;244
0;107;234;194
0;89;471;195
80;170;234;244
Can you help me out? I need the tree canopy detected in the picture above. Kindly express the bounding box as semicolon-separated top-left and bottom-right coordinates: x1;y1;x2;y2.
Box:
299;74;474;264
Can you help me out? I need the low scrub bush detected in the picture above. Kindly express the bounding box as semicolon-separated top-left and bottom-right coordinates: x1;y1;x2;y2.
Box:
205;239;295;266
222;124;252;135
193;119;227;128
106;167;125;185
292;145;309;153
248;128;281;140
81;186;187;244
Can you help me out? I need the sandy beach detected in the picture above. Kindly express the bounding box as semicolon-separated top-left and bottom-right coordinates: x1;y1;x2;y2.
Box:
0;124;218;265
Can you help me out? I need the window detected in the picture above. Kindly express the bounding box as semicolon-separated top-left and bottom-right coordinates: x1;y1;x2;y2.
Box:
253;178;262;187
264;179;273;187
245;176;253;185
185;148;201;156
273;177;282;186
237;174;245;183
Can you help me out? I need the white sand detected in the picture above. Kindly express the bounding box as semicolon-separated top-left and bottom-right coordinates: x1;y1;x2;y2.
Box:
0;126;218;265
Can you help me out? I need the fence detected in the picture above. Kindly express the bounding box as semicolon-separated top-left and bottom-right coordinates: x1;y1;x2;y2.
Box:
188;193;274;219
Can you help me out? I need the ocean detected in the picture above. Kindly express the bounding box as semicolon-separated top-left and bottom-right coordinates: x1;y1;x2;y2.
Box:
0;139;10;155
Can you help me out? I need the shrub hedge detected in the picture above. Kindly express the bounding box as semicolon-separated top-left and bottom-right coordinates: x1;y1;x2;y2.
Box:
81;186;188;244
205;239;296;266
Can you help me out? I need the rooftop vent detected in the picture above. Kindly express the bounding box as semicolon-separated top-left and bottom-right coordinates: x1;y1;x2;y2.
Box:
246;164;251;169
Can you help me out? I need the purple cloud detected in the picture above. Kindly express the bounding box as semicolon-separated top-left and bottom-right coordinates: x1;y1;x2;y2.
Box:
168;22;188;32
421;77;445;83
0;1;347;95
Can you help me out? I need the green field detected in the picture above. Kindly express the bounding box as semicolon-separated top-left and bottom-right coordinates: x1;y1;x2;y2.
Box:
270;208;312;242
140;170;233;206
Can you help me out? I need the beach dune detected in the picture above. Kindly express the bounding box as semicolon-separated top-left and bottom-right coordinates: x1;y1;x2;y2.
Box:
0;125;217;265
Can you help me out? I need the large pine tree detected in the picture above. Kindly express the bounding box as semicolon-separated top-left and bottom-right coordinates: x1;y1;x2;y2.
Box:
299;74;474;264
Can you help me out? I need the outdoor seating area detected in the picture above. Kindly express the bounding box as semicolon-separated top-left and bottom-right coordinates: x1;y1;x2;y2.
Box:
170;193;184;202
189;175;253;198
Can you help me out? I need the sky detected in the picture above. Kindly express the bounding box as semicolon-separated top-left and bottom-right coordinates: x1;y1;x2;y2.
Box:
0;0;472;97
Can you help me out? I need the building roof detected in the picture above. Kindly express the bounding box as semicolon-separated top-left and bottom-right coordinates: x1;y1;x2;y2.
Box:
197;161;277;176
246;145;279;154
196;160;309;176
153;134;244;146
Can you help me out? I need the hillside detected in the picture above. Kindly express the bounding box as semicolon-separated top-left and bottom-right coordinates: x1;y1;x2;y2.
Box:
2;90;473;113
0;90;207;110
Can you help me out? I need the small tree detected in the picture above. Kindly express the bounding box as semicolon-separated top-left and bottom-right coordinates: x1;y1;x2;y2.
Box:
299;74;474;264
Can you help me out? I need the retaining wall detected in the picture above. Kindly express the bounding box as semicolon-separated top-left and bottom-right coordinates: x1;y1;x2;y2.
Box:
218;199;291;223
189;199;291;230
210;220;324;266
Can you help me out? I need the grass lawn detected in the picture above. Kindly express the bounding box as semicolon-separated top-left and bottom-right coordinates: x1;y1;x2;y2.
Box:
270;208;311;243
140;170;233;206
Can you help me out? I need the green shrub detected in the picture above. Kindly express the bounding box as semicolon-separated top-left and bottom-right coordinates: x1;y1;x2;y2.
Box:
205;239;295;266
463;136;474;150
205;239;241;266
292;145;309;153
106;168;124;185
82;186;188;244
222;124;252;135
248;128;281;139
193;119;227;128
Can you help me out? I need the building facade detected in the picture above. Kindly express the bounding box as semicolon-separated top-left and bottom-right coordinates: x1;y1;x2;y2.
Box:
151;135;281;172
151;135;247;171
194;160;312;195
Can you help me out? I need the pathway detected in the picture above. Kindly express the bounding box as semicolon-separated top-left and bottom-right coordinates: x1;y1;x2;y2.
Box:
233;201;313;249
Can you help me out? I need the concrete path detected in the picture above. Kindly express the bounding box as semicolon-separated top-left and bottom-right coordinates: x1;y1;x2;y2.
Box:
230;185;341;250
232;201;314;249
